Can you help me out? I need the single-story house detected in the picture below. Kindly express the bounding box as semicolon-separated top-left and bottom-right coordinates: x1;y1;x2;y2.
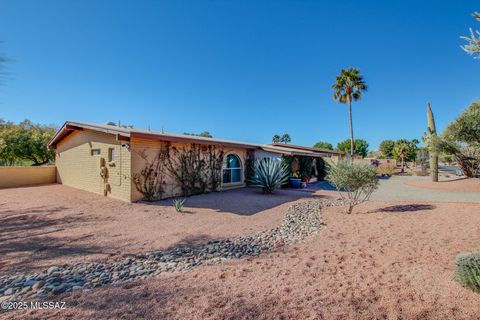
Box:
48;121;344;202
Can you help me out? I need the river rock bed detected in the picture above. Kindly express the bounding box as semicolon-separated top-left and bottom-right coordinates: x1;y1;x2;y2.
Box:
0;199;339;301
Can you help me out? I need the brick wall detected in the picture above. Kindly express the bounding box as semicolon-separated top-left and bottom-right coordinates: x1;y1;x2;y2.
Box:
55;130;132;202
130;138;247;202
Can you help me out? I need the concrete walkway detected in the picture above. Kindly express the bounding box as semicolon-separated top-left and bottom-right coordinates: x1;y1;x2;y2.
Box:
370;176;480;202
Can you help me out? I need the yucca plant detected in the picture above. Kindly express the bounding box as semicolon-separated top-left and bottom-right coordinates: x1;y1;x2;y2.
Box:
248;157;289;194
455;252;480;292
173;198;186;213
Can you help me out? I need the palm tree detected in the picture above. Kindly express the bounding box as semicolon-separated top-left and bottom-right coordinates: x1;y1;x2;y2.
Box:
394;142;408;173
272;134;281;143
332;68;367;157
281;133;291;144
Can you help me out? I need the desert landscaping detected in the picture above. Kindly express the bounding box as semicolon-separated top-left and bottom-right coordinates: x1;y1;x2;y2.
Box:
1;2;480;319
1;176;480;319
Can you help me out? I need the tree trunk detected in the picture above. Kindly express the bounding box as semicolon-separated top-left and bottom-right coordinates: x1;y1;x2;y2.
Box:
430;154;438;181
348;98;354;159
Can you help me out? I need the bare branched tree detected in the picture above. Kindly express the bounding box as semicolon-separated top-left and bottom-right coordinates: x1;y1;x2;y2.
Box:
461;12;480;59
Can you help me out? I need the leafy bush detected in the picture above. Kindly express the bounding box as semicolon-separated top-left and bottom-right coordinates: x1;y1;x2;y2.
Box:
173;198;186;213
377;163;395;177
327;161;379;214
455;252;480;292
315;157;328;181
249;157;289;194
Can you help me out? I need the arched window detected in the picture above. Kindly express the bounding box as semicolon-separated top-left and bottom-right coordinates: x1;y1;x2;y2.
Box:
222;154;242;184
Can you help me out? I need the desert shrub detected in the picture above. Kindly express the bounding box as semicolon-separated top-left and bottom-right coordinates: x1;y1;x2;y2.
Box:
173;198;186;213
327;160;379;214
249;157;289;194
455;252;480;292
377;163;396;176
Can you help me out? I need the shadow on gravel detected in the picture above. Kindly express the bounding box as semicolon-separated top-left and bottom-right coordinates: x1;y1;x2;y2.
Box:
143;187;325;216
374;204;436;213
0;206;106;274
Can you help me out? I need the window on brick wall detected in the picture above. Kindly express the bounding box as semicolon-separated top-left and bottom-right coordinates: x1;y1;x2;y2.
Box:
108;148;115;162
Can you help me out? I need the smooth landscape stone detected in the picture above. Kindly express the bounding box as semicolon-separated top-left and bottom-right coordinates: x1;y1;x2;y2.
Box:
0;199;340;301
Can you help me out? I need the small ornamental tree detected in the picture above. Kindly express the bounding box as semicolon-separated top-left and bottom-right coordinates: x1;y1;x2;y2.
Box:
327;161;379;214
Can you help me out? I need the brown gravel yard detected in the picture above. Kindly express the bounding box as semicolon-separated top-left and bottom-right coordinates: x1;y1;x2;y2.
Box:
2;184;480;319
0;184;321;275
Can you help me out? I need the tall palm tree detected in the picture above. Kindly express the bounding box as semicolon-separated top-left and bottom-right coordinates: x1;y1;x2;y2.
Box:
272;134;281;143
332;68;367;157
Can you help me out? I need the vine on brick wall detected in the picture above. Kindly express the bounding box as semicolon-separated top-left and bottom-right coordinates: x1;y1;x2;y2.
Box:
134;143;225;199
132;146;169;201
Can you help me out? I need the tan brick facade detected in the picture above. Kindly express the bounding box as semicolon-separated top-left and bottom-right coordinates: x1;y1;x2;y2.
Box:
55;130;132;202
55;130;249;202
130;137;247;202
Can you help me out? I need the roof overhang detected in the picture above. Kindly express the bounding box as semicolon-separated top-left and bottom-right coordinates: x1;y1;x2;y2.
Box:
47;121;131;149
260;146;325;158
130;132;259;149
270;143;345;156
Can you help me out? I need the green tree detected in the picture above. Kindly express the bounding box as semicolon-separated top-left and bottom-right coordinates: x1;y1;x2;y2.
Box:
444;101;480;144
272;134;281;143
184;131;213;138
434;101;480;177
392;139;419;172
280;133;291;144
461;12;480;59
0;119;17;165
378;140;395;158
0;119;56;166
332;68;368;157
337;139;369;158
313;141;334;150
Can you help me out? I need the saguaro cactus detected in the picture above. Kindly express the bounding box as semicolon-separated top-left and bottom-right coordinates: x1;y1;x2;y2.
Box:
427;103;439;182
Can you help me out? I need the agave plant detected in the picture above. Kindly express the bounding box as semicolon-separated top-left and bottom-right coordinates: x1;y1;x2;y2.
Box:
172;198;186;213
248;157;289;194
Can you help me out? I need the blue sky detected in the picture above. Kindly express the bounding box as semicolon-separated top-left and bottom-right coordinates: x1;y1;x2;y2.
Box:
0;0;479;150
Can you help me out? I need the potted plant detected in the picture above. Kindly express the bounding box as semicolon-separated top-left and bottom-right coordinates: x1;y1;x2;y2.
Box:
290;171;302;188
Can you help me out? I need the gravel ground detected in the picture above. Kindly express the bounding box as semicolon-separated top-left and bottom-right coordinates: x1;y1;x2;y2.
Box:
0;184;326;275
0;199;340;301
4;200;480;320
2;181;480;319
